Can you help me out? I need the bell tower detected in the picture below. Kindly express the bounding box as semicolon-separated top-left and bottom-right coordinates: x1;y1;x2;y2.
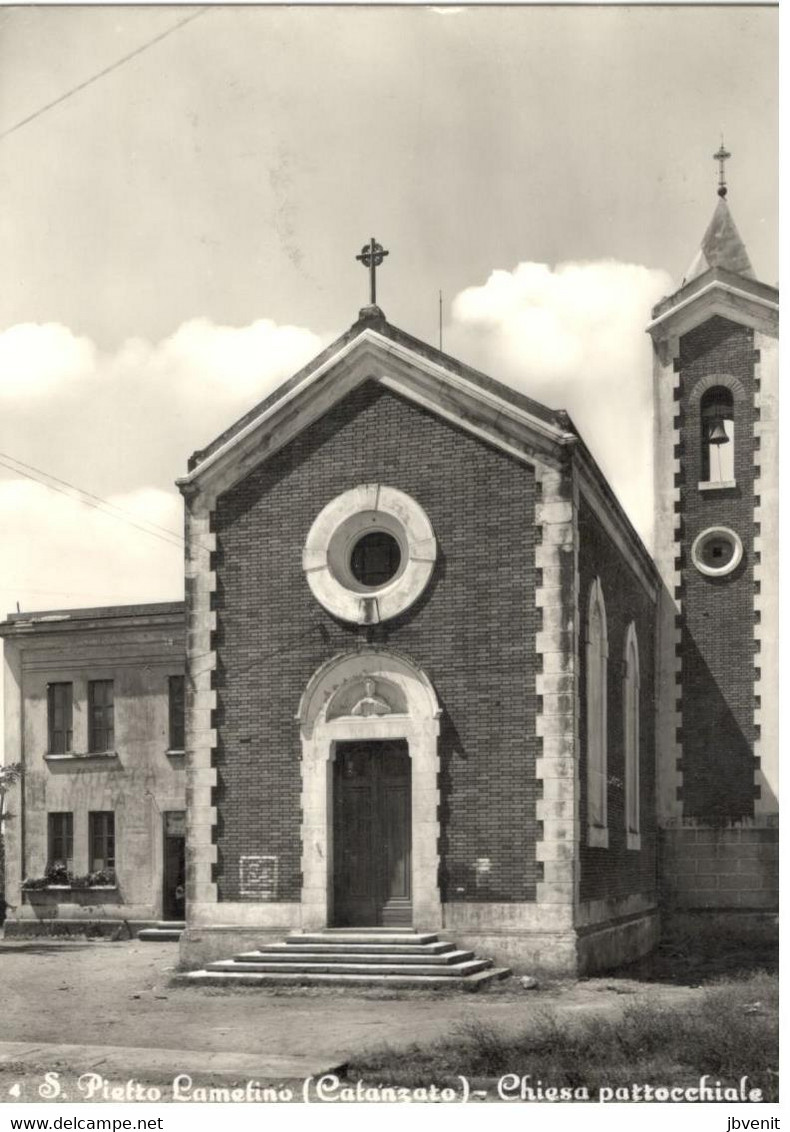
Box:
649;150;778;911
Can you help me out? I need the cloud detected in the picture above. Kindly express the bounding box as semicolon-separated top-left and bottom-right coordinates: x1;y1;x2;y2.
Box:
0;323;96;398
0;313;329;503
0;315;328;622
450;260;674;547
0;478;184;613
113;317;326;404
0;270;671;633
0;316;325;409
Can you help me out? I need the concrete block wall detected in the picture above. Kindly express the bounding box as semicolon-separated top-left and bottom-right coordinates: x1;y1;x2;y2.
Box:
660;819;778;910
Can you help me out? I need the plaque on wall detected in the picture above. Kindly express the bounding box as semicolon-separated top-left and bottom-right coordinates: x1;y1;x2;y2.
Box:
239;855;278;899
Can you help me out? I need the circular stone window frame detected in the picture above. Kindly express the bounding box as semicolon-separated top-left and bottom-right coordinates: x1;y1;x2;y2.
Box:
691;525;744;578
302;485;437;624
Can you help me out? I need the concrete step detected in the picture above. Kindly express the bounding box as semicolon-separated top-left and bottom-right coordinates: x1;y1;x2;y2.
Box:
235;947;474;966
289;931;439;946
178;967;512;991
179;927;511;992
137;927;183;942
318;926;421;932
249;940;456;957
208;957;490;977
460;968;512;990
281;942;455;955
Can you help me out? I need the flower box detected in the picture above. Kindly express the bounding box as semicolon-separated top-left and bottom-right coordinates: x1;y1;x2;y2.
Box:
23;884;118;893
22;868;118;891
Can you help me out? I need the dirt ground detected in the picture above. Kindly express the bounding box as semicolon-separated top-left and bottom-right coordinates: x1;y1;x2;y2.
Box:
1;937;702;1063
2;917;775;1103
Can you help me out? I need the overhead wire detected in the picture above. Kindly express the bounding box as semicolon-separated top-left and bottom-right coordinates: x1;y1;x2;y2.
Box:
1;451;340;666
0;5;229;604
0;453;218;561
0;7;212;141
0;450;187;544
0;453;187;551
0;6;216;550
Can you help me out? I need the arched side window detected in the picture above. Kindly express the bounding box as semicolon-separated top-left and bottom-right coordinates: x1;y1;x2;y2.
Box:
700;386;735;484
586;578;608;848
623;622;641;850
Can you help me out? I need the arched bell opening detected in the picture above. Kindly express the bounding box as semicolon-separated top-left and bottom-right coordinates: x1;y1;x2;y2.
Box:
700;385;735;483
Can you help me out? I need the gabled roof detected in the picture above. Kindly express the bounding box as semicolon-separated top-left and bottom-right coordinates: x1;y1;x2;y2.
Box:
178;307;659;599
647;265;778;340
186;311;569;476
179;310;579;498
681;196;756;285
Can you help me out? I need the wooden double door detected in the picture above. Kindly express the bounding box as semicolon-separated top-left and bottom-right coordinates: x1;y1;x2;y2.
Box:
332;740;412;927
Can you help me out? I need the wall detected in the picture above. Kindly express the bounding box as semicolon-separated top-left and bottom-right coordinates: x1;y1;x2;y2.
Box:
212;380;540;908
576;494;658;911
661;819;778;911
753;330;778;813
651;290;778;917
676;315;757;820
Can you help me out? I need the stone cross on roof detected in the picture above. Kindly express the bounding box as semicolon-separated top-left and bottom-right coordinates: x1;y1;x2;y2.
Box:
356;237;389;308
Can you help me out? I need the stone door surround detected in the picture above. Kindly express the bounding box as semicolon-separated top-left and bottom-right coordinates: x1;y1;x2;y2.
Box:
297;649;441;929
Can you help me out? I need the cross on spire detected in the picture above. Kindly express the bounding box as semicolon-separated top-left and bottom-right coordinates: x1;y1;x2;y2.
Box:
356;237;389;306
713;139;731;198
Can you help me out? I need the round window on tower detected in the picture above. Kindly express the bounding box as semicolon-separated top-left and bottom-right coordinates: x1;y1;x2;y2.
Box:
691;526;743;578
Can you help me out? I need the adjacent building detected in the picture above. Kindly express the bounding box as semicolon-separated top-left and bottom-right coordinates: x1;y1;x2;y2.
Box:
1;603;185;933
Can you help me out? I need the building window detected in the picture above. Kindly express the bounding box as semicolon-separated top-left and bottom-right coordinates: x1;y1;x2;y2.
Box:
623;622;641;850
586;578;608;848
89;811;115;872
349;530;402;588
88;680;114;752
47;683;73;754
700;386;735;484
48;812;73;871
302;484;436;624
691;526;744;578
168;675;185;751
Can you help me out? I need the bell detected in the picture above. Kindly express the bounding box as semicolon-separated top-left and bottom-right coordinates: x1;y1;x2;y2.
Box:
707;418;729;445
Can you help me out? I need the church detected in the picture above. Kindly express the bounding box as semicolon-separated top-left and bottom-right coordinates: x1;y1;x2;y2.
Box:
0;159;778;977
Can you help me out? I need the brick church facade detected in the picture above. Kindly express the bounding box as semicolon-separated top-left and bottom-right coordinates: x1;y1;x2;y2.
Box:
1;184;778;974
178;314;660;971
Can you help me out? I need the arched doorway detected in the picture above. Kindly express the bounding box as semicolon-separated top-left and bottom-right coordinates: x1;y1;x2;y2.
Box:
297;650;442;930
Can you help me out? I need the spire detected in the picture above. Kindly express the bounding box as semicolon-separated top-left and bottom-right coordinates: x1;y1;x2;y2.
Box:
682;143;755;284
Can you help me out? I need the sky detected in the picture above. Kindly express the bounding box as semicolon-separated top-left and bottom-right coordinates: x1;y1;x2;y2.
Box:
0;3;779;622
